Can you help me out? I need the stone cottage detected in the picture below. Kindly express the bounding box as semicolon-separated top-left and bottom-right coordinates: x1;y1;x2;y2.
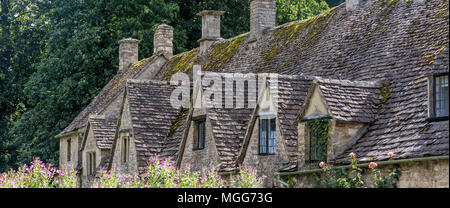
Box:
56;0;449;188
79;115;117;187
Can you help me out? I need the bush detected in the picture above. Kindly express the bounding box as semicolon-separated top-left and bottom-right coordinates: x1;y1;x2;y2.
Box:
313;153;399;188
92;157;266;188
0;158;78;188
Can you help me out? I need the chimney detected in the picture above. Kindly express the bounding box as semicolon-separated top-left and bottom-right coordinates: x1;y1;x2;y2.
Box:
249;0;276;40
118;38;141;73
346;0;359;11
154;21;174;58
197;10;225;55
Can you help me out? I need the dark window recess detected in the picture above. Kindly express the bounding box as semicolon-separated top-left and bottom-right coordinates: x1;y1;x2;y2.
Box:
308;120;328;163
88;152;96;176
434;74;449;119
196;121;206;150
122;136;130;163
67;139;71;162
259;118;276;155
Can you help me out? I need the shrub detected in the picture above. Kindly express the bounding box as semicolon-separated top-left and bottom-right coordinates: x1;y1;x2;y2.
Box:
314;152;399;188
0;158;78;188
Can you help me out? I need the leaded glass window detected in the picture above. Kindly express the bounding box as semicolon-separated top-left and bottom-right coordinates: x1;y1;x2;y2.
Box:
259;118;276;155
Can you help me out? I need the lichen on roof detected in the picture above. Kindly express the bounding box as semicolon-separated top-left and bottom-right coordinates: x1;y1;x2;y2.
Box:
163;48;199;79
204;33;248;71
111;57;150;91
274;6;337;47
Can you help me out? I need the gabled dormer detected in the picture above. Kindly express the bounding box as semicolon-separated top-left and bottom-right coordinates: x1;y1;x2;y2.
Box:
297;78;383;167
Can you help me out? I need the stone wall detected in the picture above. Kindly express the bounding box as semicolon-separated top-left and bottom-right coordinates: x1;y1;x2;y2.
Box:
242;118;289;187
180;117;220;172
112;98;139;176
59;133;80;170
284;159;449;188
80;127;104;187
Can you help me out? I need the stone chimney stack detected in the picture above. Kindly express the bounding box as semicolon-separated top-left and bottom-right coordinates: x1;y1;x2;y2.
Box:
154;21;174;58
249;0;276;40
197;10;225;55
118;38;141;74
346;0;359;11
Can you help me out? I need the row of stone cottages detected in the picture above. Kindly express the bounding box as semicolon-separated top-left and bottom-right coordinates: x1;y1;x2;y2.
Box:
55;0;449;188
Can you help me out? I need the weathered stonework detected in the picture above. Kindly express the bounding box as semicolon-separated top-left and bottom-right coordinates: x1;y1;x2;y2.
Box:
345;0;360;11
249;0;276;40
154;23;174;58
111;98;139;176
118;38;141;74
197;10;225;55
180;103;220;172
81;127;103;187
59;133;80;170
286;159;449;188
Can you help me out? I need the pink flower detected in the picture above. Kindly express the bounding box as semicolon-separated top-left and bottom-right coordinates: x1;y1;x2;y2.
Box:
369;162;378;169
348;152;356;158
388;152;394;158
319;162;326;168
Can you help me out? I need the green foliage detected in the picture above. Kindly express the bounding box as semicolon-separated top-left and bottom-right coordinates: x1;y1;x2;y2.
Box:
307;119;330;162
92;157;265;188
313;154;399;188
0;158;78;188
277;0;330;25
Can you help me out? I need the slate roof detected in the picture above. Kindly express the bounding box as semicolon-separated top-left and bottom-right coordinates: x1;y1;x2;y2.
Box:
271;75;314;162
157;0;449;164
56;56;160;137
88;116;117;150
62;0;449;169
201;77;255;171
126;79;188;172
304;78;383;123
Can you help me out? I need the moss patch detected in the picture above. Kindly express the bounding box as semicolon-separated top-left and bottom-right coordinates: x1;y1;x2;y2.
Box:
163;48;199;79
168;108;188;137
204;33;248;71
379;81;391;104
274;7;337;47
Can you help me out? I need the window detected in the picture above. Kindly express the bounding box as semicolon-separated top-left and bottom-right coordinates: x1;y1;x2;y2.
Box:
67;139;71;162
307;120;329;163
432;74;449;120
87;152;96;176
194;120;206;150
259;118;276;155
122;136;130;163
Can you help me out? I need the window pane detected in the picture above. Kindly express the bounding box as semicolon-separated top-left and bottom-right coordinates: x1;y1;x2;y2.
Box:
198;121;206;149
259;119;267;154
268;119;276;154
436;75;449;117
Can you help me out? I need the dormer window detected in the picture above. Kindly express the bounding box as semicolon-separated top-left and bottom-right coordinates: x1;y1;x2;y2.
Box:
259;117;276;155
430;73;449;121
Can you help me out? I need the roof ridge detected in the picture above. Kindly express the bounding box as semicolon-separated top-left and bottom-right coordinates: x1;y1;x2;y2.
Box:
126;79;171;86
314;77;383;88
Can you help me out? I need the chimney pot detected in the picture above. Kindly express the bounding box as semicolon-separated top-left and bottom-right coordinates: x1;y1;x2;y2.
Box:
118;38;141;74
154;22;174;58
